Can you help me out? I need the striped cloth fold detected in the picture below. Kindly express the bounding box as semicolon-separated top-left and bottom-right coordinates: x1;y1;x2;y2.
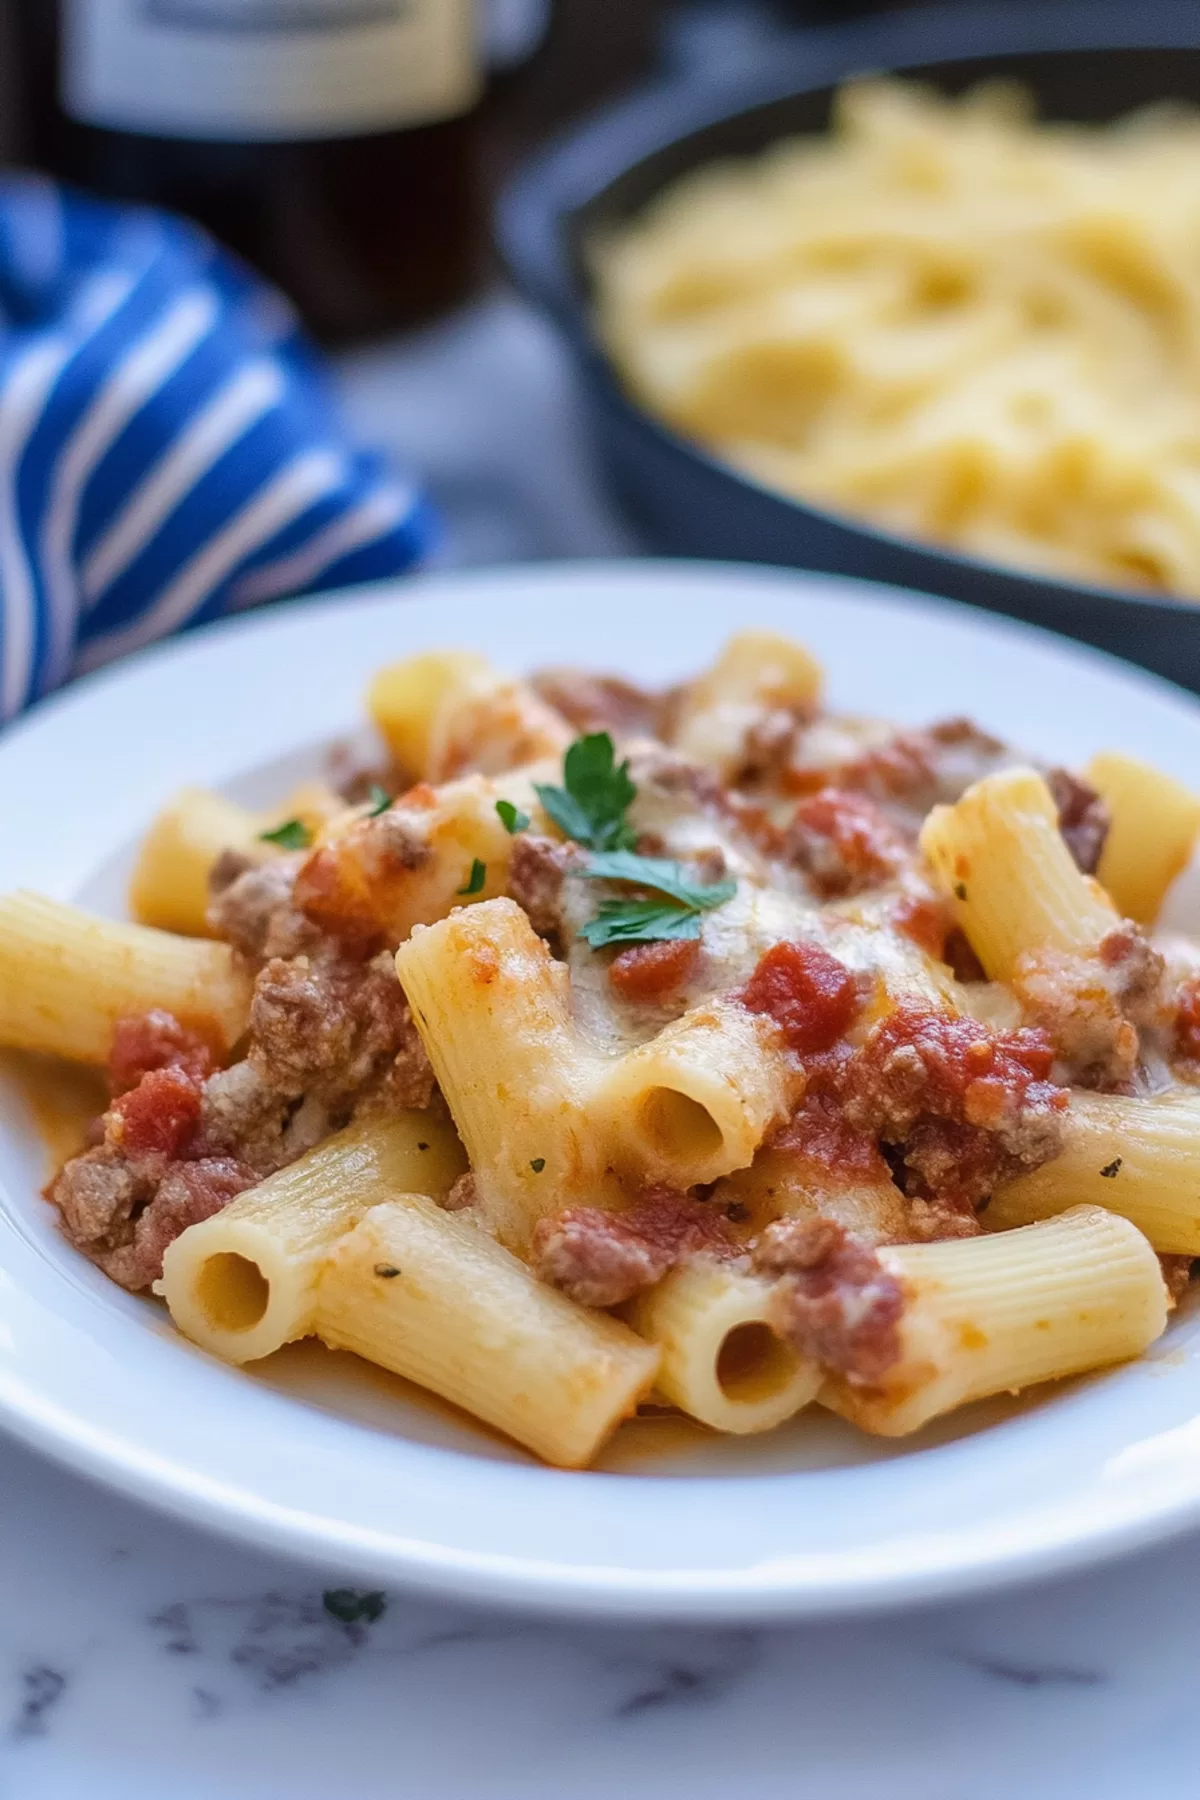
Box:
0;174;438;721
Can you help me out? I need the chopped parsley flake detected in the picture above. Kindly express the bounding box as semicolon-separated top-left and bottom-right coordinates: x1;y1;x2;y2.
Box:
374;1263;401;1279
323;1589;387;1625
1099;1158;1122;1179
535;732;637;852
953;882;968;902
365;784;393;816
259;817;312;851
495;799;531;835
457;858;487;896
530;1157;546;1173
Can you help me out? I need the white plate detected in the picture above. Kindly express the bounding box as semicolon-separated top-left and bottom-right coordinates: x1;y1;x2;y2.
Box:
4;558;1200;1622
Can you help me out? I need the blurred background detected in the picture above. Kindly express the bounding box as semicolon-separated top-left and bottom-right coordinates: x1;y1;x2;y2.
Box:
0;1;961;569
3;1;1199;690
1;2;959;342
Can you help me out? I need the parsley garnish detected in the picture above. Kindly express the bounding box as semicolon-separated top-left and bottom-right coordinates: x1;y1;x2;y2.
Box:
953;882;968;902
530;1157;546;1173
582;851;736;909
259;817;312;851
457;858;486;896
1099;1158;1122;1179
578;851;736;949
323;1589;387;1625
495;799;530;835
536;737;736;948
535;733;637;852
365;784;393;816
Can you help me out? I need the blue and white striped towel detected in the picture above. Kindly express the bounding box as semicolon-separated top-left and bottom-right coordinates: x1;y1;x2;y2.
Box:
0;175;438;721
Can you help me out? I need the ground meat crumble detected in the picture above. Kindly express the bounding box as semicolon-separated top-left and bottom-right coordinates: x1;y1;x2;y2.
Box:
505;832;585;950
533;1187;736;1308
1013;924;1166;1090
842;1003;1068;1215
752;1216;906;1386
47;854;437;1291
782;789;908;898
531;668;663;740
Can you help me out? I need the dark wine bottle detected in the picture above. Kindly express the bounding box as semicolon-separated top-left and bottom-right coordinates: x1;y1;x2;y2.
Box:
480;0;670;188
13;0;486;344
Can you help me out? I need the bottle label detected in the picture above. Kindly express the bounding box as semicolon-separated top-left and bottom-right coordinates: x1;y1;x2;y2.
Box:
63;0;481;141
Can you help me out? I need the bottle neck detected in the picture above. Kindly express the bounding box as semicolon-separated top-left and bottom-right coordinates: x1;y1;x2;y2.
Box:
58;0;483;144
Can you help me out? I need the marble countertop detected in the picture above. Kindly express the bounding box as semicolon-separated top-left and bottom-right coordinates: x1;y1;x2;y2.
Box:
4;1425;1199;1800
4;290;1198;1799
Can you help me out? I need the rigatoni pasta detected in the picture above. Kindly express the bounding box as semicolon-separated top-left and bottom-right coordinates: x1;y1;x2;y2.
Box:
317;1196;659;1468
986;1090;1200;1254
129;788;269;937
593;998;796;1188
920;766;1118;980
396;898;612;1257
821;1208;1166;1436
0;891;252;1062
626;1259;819;1433
18;626;1200;1468
160;1112;466;1363
1086;752;1200;925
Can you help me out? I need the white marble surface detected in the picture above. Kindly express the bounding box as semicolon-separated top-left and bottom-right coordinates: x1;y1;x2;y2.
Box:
3;1428;1200;1800
3;291;1199;1798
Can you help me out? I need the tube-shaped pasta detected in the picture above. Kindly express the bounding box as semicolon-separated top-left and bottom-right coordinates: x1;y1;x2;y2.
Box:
296;767;551;945
627;1259;820;1433
821;1207;1166;1436
592;999;794;1188
670;630;823;778
129;782;347;938
316;1197;659;1468
158;1111;465;1364
396;899;607;1255
1087;751;1200;925
711;1143;908;1246
0;892;252;1062
129;788;270;937
368;650;569;783
986;1089;1200;1253
920;767;1118;981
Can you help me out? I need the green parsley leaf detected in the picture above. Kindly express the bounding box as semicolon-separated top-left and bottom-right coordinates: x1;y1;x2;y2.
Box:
580;851;737;912
365;784;393;817
534;732;637;852
580;901;706;949
259;817;312;851
576;850;737;950
954;882;968;902
530;1157;546;1173
495;798;531;835
323;1589;387;1625
457;858;487;896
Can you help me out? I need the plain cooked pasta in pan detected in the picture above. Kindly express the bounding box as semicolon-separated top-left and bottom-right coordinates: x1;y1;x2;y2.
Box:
6;627;1200;1466
593;79;1200;600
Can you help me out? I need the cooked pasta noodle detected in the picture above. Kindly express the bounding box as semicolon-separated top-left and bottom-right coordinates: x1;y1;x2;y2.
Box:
594;79;1200;601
